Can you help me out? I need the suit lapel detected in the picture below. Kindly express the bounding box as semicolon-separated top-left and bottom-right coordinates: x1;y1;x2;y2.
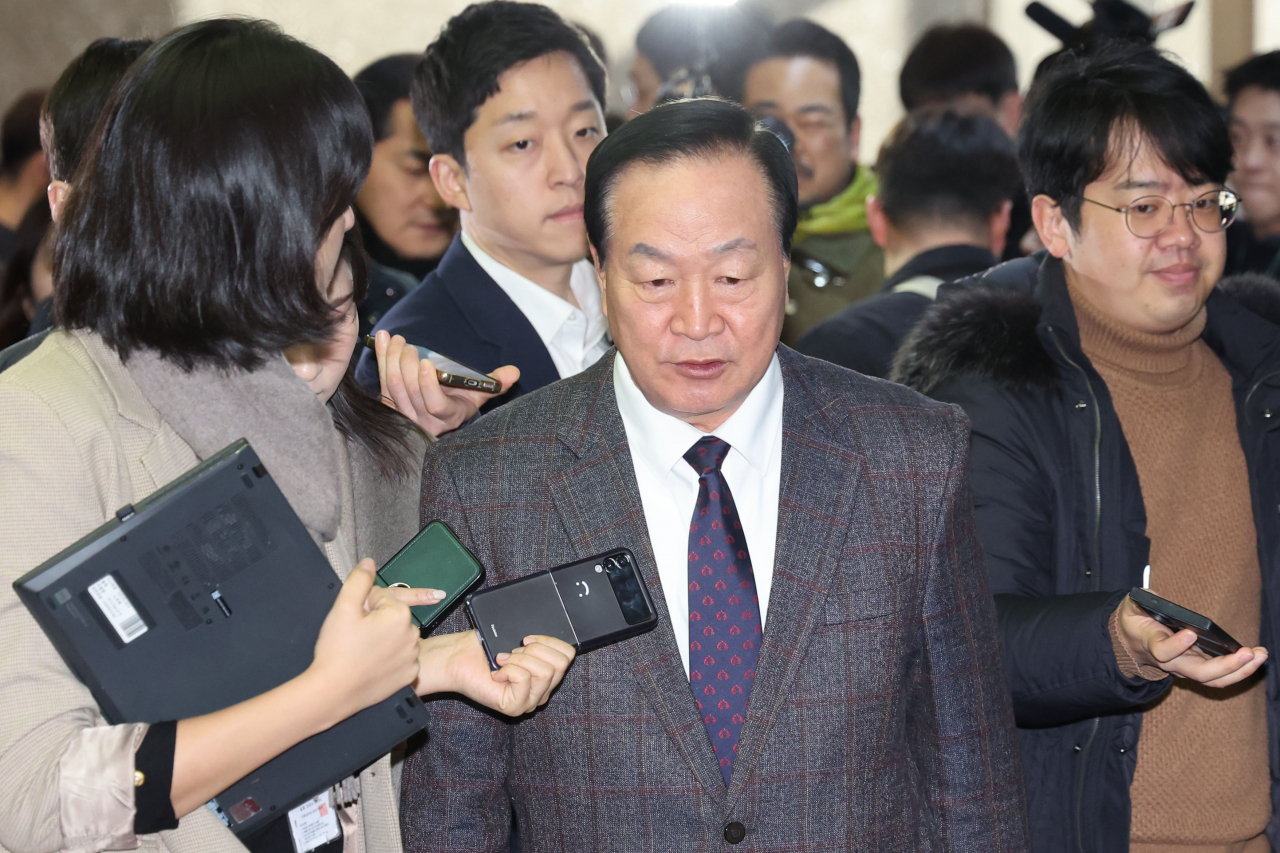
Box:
723;348;862;810
437;236;561;392
548;358;729;803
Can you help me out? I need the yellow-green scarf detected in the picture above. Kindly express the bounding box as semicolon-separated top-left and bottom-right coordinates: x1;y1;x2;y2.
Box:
792;166;877;243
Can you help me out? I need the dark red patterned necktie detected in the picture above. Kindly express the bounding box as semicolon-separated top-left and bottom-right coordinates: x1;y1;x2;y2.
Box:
685;436;761;786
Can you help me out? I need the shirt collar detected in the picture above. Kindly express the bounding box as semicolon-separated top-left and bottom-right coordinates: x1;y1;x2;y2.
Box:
881;244;998;292
613;350;784;478
461;229;604;345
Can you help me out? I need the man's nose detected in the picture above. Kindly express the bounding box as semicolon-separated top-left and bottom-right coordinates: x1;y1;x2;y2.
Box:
548;133;586;188
670;281;723;340
1158;204;1200;249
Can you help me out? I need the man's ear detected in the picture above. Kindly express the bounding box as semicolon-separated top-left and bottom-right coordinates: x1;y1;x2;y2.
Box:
590;244;608;318
989;199;1013;256
429;154;471;213
865;195;889;248
846;115;861;162
1031;194;1072;259
47;180;70;223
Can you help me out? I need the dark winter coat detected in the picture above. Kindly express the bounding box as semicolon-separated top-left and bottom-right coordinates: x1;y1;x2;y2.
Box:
892;252;1280;853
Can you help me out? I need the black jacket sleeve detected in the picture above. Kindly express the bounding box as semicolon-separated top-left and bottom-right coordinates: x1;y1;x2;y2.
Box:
933;375;1169;727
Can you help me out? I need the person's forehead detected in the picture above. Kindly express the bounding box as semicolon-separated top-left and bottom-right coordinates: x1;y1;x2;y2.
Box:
746;55;841;105
473;51;598;129
1231;85;1280;122
609;154;777;247
1094;130;1211;191
384;99;428;150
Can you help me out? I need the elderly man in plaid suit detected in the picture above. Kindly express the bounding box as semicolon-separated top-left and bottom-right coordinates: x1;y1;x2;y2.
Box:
400;97;1029;852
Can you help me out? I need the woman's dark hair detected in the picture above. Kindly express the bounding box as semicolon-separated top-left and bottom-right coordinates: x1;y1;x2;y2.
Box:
328;232;424;480
1018;41;1232;231
759;19;860;126
899;24;1017;112
353;53;420;142
41;37;152;182
1226;51;1280;106
413;1;607;165
876;107;1020;231
55;18;373;371
585;97;797;263
0;197;52;349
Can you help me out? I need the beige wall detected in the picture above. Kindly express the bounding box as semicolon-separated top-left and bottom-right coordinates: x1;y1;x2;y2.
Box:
0;0;174;129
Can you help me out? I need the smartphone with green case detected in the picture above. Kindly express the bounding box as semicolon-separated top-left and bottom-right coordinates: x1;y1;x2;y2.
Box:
374;520;484;632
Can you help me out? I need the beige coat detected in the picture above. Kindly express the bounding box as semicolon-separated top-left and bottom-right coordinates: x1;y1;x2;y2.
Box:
0;330;422;853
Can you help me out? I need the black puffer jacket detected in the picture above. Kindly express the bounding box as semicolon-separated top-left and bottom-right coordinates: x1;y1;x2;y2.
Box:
893;252;1280;853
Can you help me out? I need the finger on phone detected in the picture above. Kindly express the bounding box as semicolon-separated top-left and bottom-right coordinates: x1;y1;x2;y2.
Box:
486;365;521;396
382;586;446;607
1200;647;1268;687
1147;627;1196;664
1170;645;1258;683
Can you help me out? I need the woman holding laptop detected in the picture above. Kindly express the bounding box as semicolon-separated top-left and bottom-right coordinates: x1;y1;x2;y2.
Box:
0;19;573;853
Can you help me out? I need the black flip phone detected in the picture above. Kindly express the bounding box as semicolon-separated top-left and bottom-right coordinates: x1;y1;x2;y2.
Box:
1129;587;1243;657
465;548;659;668
374;520;484;632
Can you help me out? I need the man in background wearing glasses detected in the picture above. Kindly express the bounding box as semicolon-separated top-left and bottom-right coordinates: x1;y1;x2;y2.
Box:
893;43;1280;853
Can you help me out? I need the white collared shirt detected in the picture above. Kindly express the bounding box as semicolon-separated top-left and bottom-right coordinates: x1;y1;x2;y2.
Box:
613;352;784;677
461;230;610;379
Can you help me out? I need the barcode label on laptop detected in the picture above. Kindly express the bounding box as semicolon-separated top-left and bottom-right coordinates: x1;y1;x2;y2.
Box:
87;575;148;643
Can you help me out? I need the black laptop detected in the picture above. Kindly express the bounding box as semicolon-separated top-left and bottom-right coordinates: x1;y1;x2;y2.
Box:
13;439;428;838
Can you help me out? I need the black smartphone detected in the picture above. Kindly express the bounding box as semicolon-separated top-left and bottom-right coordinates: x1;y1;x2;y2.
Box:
374;520;484;632
1128;587;1243;657
362;334;501;394
465;549;659;668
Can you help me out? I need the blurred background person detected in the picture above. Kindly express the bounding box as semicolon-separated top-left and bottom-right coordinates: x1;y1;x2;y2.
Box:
0;38;151;373
899;23;1032;260
0;89;48;271
42;39;153;220
352;53;459;336
1226;50;1280;277
797;108;1018;378
626;3;769;115
743;19;880;346
0;197;52;352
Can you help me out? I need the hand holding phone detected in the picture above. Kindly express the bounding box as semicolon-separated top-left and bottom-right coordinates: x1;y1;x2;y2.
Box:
465;549;659;669
1115;589;1267;688
366;332;519;436
373;521;484;632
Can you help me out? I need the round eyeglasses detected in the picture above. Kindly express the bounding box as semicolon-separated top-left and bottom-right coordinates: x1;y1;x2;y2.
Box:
1080;188;1239;239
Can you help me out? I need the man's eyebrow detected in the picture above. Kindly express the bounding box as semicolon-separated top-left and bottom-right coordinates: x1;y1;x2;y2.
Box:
795;104;835;115
497;110;537;126
630;243;670;260
1114;178;1169;191
712;238;757;254
569;99;598;114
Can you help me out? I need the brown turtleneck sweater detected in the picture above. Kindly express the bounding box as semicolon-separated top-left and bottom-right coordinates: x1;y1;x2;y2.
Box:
1070;285;1270;850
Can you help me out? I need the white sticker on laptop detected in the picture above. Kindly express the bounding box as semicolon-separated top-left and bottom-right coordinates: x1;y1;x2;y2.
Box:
86;574;148;643
287;790;340;853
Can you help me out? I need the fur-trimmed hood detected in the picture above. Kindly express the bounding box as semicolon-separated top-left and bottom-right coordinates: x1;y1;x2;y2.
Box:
891;255;1280;397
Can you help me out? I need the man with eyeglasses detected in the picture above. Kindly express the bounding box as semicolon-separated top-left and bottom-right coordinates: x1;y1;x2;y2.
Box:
893;44;1280;853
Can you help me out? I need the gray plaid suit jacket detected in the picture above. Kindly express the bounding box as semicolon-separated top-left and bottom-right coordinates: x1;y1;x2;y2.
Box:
401;346;1029;852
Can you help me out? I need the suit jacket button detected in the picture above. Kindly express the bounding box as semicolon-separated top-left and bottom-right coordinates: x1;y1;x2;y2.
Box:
724;821;746;844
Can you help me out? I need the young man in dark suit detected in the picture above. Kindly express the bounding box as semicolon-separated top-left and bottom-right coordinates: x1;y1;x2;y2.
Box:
400;98;1028;852
355;2;610;409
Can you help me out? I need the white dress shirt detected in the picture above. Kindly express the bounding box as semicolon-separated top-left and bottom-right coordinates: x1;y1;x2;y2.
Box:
613;352;784;677
461;231;610;378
